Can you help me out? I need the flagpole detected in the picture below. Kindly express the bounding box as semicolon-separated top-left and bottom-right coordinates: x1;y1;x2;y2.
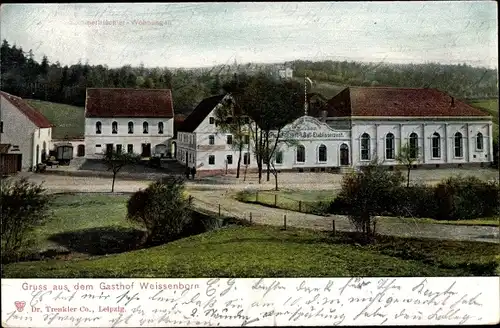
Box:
304;75;308;116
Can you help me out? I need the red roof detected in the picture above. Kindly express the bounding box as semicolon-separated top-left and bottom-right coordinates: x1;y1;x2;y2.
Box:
85;88;174;118
0;91;54;128
325;87;490;118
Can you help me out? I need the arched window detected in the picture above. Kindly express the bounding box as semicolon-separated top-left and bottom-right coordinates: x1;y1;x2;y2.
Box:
95;121;102;134
318;144;327;162
296;145;305;163
112;121;118;134
385;133;395;160
432;132;441;158
454;132;463;158
209;135;215;145
360;133;370;160
476;132;483;151
158;122;164;134
143;122;149;134
409;133;418;159
128;122;134;134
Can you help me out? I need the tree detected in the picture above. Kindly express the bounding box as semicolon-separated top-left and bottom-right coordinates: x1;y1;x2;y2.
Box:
396;142;420;187
102;150;141;192
127;176;191;245
337;163;404;242
230;73;303;183
1;178;52;263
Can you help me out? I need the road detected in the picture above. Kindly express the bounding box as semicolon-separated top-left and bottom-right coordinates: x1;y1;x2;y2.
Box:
12;172;500;243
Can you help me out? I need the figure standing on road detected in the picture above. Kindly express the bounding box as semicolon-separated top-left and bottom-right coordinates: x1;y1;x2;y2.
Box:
185;166;191;180
191;166;196;180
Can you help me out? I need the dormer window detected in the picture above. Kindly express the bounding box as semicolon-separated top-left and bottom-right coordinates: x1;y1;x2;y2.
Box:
96;121;102;134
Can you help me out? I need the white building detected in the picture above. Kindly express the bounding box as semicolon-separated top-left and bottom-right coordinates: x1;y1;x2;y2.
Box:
0;91;53;174
84;88;175;159
176;87;494;175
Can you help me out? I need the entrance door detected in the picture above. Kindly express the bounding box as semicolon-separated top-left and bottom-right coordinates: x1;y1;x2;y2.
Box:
340;144;349;166
106;144;113;155
141;143;151;157
77;145;85;157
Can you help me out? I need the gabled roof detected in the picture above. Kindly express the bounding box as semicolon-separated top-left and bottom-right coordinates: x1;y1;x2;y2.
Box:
0;91;54;128
325;87;491;118
178;95;225;132
85;88;174;118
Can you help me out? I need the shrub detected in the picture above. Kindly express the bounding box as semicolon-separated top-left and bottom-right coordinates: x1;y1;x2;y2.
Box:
1;178;52;263
127;176;191;245
390;184;437;218
337;164;404;241
432;176;499;220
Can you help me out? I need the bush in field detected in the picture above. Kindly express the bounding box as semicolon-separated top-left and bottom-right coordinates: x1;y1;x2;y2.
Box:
433;176;500;220
390;184;438;218
337;164;404;241
127;176;191;245
1;178;52;263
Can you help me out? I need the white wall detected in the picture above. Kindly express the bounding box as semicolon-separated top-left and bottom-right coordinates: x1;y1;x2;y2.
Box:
350;119;493;167
33;127;52;165
85;117;174;158
0;95;37;170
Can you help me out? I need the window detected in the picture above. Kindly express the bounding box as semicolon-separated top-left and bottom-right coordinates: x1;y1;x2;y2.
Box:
128;122;134;134
318;144;327;162
112;121;118;134
275;151;283;164
116;144;122;153
243;152;250;165
409;133;418;159
476;132;483;151
143;122;149;134
432;132;441;158
127;144;133;154
385;133;395;160
243;135;250;144
454;132;463;158
209;117;215;124
360;133;370;160
96;121;102;134
209;135;215;145
226;155;233;165
296;145;305;163
158;122;164;134
95;144;102;153
208;155;215;165
226;135;233;145
0;121;3;133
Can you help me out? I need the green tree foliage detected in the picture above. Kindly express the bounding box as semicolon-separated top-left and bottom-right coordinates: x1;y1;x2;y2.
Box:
337;163;404;241
127;176;191;245
1;178;52;263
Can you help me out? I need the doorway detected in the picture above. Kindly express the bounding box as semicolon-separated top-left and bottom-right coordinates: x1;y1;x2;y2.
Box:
77;144;85;157
141;143;151;157
106;144;113;155
340;144;349;166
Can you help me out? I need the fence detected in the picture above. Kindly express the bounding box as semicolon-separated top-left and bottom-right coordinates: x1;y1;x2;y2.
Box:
239;190;332;216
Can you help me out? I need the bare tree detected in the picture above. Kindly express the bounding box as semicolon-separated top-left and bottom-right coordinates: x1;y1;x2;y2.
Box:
102;150;141;192
396;142;420;187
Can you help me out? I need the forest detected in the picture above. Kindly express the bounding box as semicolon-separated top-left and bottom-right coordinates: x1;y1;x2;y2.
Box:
1;39;498;117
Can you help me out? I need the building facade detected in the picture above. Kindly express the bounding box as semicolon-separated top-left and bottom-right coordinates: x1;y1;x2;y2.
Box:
0;91;53;173
84;88;174;159
176;87;494;174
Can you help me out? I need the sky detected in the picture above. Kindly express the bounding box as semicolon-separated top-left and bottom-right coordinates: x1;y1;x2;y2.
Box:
0;2;497;69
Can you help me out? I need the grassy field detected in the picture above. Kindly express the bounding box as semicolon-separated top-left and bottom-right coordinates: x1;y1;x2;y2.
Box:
3;193;499;278
30;193;142;255
467;99;499;143
236;189;336;215
26;99;85;139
